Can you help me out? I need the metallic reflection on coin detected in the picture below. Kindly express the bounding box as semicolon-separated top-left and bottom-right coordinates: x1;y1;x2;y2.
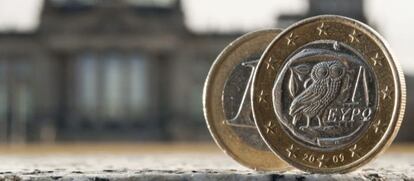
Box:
203;29;289;170
273;40;377;150
252;15;405;173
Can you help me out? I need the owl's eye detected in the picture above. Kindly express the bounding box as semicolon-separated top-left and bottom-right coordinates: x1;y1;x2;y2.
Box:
330;64;344;78
316;66;328;78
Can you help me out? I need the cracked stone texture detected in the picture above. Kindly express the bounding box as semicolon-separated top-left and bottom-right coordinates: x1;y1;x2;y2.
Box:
0;145;412;181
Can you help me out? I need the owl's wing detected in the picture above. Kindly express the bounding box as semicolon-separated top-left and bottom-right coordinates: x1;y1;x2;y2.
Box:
289;82;326;115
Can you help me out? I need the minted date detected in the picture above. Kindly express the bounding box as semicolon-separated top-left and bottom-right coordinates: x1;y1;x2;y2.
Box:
301;153;346;166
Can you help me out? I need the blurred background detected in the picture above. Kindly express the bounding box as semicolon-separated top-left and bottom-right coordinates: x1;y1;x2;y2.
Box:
0;0;412;144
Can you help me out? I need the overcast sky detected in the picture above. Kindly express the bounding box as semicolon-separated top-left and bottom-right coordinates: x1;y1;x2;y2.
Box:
0;0;413;75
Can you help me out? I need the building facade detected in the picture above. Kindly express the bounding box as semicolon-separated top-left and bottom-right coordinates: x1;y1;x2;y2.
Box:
0;0;240;143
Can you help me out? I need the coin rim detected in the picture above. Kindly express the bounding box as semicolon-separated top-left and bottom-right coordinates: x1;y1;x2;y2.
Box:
251;15;406;173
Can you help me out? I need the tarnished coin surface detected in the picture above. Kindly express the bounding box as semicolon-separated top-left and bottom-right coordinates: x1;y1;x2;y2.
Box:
251;15;405;173
203;29;288;170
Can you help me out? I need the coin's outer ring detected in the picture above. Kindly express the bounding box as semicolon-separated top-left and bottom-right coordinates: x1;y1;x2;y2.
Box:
203;29;290;171
251;15;406;173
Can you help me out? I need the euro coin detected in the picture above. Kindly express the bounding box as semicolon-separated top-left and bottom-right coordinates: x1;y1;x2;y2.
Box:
251;15;405;173
203;29;289;170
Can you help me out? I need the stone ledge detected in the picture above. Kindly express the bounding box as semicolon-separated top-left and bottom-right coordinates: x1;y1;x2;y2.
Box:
0;152;412;181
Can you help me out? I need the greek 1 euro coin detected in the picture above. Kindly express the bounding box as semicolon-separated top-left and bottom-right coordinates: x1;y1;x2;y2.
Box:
251;15;405;173
203;29;289;170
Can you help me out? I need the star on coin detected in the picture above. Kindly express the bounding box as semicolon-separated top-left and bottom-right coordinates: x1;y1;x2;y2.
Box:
381;86;392;100
265;121;277;134
371;53;382;66
348;29;360;43
286;144;299;158
264;58;275;70
286;33;298;46
373;120;387;134
349;144;361;158
316;22;328;36
317;154;329;168
258;90;267;103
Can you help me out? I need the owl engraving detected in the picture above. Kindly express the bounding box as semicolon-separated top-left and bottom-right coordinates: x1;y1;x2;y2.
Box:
289;60;345;129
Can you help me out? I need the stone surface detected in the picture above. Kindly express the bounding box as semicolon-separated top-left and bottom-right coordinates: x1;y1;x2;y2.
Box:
0;150;413;181
0;144;412;181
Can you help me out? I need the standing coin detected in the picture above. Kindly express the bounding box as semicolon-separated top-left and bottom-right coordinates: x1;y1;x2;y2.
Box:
252;15;405;173
203;29;289;170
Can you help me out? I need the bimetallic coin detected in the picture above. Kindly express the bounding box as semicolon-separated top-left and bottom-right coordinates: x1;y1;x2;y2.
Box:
203;29;289;170
252;15;405;173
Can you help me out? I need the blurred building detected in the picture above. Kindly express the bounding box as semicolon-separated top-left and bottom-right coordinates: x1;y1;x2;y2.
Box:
0;0;412;143
0;0;239;143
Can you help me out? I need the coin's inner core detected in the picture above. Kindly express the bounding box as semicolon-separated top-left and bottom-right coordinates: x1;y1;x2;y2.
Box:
273;40;378;150
223;57;269;150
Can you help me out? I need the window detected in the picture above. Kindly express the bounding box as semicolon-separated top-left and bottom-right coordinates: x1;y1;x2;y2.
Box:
188;59;210;119
0;58;33;142
74;51;150;121
103;53;124;118
13;62;32;123
128;54;148;116
76;53;98;119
